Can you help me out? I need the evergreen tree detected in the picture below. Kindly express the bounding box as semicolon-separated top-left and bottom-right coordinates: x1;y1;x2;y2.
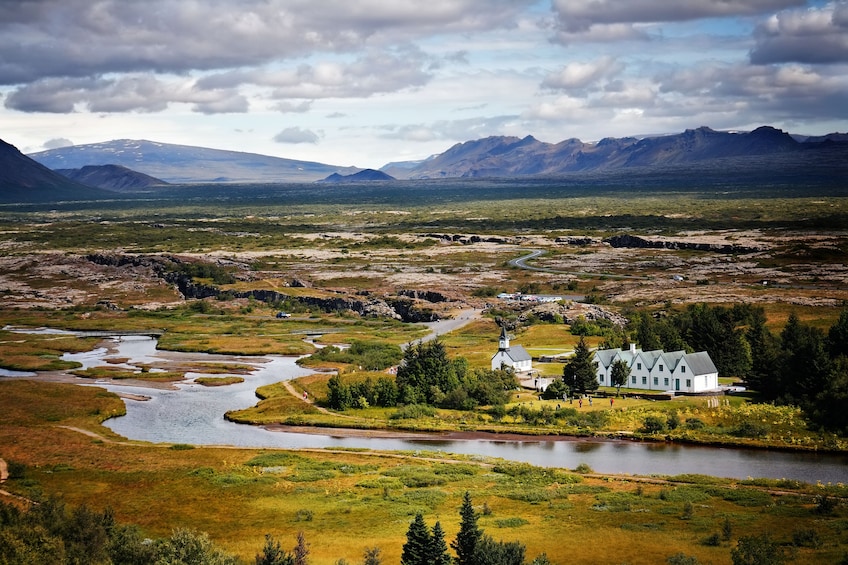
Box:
780;313;831;405
452;492;482;565
362;546;382;565
255;534;294;565
430;521;452;565
326;374;353;410
401;513;431;565
562;337;599;394
610;359;630;395
293;531;309;565
828;309;848;359
745;308;781;397
475;535;525;565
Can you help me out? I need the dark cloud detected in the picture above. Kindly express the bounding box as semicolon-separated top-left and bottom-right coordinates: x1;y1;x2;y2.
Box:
273;127;321;144
550;0;804;43
0;0;530;85
751;3;848;64
5;74;248;114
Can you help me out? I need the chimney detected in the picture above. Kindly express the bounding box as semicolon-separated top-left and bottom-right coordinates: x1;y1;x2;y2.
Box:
630;343;637;353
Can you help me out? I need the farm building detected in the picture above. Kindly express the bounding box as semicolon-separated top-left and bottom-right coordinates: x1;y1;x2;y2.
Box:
594;344;719;393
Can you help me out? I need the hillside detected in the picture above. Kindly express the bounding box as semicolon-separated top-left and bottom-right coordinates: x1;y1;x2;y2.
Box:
56;164;169;191
318;169;395;183
0;138;110;203
387;126;848;179
30;139;360;183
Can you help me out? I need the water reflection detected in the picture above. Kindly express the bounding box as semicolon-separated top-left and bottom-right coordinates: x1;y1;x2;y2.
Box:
11;335;843;484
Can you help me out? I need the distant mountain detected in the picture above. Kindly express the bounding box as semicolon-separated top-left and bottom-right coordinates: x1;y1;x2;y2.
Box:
318;169;395;183
0;138;110;203
384;126;848;179
29;139;360;183
55;164;169;191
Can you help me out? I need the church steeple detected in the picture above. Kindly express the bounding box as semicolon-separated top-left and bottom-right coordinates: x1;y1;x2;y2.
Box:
498;325;510;351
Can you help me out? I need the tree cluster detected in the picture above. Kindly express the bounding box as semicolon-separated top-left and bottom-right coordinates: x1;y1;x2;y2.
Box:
327;340;517;411
308;341;402;371
628;304;848;433
403;492;552;565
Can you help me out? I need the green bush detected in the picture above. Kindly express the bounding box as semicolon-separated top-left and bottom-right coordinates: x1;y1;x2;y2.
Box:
390;404;436;419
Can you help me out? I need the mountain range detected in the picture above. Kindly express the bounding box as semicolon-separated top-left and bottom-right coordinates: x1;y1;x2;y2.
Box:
384;126;847;179
26;127;847;186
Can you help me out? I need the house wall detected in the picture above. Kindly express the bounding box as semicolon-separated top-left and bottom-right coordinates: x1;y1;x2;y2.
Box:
594;350;718;393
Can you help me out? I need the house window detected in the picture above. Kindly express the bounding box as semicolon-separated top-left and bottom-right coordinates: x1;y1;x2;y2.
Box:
652;377;658;385
631;376;636;384
681;366;686;373
641;376;647;385
599;375;604;383
664;378;669;386
637;363;642;370
686;379;692;388
659;364;663;372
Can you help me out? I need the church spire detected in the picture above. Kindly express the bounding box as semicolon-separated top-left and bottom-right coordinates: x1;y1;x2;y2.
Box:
498;325;510;351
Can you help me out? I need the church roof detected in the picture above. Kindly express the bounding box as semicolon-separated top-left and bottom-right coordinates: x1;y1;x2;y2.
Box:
503;345;531;362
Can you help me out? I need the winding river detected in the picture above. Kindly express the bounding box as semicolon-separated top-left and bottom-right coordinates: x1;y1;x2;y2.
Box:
58;335;848;484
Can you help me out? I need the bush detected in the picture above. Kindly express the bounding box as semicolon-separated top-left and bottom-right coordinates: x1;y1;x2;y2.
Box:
684;417;705;430
390;404;436;419
731;421;770;438
700;533;721;546
792;528;822;548
642;415;667;434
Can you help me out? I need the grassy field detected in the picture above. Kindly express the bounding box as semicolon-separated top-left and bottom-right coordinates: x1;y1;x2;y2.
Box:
0;184;846;562
2;379;847;564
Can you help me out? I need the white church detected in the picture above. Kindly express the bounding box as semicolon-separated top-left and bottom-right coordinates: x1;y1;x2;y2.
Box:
491;325;533;373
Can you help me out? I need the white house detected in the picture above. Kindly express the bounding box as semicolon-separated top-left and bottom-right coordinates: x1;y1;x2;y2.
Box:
594;344;719;393
491;326;533;373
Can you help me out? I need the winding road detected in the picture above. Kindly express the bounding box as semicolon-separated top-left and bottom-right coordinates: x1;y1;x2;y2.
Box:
508;248;651;280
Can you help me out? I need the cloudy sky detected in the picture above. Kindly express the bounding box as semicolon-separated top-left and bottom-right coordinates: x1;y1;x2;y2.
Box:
2;0;847;168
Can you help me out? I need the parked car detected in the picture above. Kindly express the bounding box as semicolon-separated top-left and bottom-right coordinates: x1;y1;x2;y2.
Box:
276;311;291;318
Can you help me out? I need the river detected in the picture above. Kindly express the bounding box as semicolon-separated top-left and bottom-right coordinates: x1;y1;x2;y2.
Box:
55;335;848;484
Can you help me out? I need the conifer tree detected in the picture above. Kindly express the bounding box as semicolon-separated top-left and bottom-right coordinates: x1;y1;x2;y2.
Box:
401;513;431;565
562;336;599;394
452;491;482;565
430;521;451;565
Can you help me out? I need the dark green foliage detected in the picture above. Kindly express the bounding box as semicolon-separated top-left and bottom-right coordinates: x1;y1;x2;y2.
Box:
256;534;295;565
609;359;630;394
293;531;309;565
389;340;514;410
309;341;402;371
326;373;354;410
562;337;598;394
667;554;702;565
401;513;432;565
475;535;526;565
791;527;822;548
731;533;786;565
452;491;482;565
430;522;451;565
170;261;236;285
642;415;667;434
540;378;568;400
362;546;383;565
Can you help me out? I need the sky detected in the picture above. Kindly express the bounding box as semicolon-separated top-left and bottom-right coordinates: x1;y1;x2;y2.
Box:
2;0;847;168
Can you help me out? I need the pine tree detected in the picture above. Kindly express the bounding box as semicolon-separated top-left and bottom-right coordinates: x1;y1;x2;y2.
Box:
452;492;481;565
562;336;599;394
610;359;630;396
293;531;309;565
255;534;294;565
401;513;431;565
430;521;451;565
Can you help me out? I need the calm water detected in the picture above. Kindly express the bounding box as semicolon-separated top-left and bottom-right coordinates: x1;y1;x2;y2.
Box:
54;336;848;483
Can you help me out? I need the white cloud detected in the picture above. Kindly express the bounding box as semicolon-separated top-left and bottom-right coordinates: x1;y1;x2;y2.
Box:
751;2;848;63
273;127;321;144
542;56;624;91
43;137;74;149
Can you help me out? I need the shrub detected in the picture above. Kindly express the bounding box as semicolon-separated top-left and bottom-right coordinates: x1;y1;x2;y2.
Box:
390;404;436;419
700;533;721;546
642;415;667;434
294;509;314;522
685;418;705;430
731;421;770;438
792;528;822;548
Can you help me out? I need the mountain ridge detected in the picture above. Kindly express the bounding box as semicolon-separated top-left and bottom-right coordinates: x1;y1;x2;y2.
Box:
0;139;111;202
55;164;169;191
30;139;360;183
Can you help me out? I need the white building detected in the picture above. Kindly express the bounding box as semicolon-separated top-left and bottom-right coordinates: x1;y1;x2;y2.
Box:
594;344;719;393
491;326;533;373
